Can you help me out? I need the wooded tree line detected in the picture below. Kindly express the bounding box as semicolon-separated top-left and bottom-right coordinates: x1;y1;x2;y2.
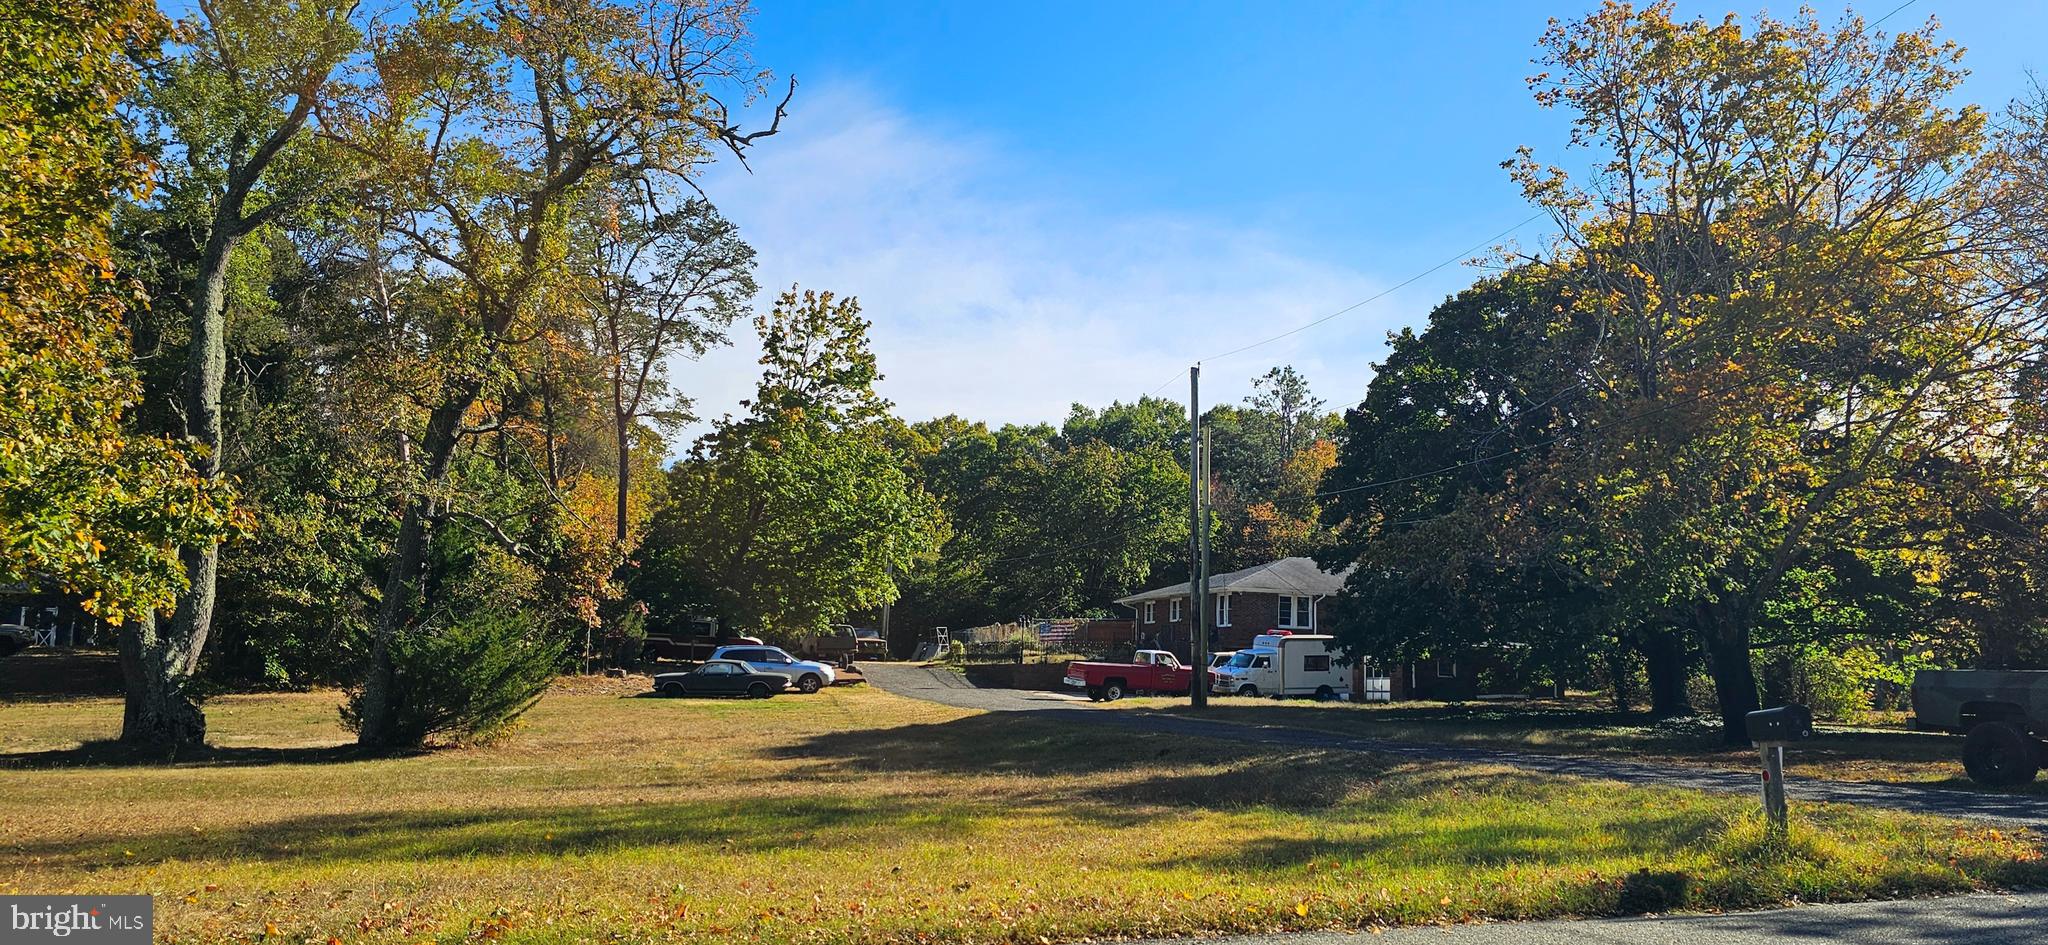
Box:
1319;4;2048;744
5;1;2042;755
0;0;1338;752
0;0;863;751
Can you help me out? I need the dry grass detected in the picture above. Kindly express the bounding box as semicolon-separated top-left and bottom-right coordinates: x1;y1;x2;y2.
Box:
1;683;2042;944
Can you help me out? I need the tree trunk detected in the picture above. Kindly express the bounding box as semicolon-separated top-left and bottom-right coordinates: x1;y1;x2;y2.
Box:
355;381;482;748
1606;642;1638;712
119;225;233;749
1698;604;1759;746
117;612;207;751
1640;624;1694;718
615;421;631;547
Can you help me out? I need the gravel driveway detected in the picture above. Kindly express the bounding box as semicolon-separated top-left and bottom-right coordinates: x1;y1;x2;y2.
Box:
858;663;2048;827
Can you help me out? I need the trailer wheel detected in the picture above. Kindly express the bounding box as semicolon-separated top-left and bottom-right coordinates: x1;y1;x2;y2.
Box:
1314;685;1335;702
1101;681;1125;702
1963;721;2041;786
1236;684;1258;698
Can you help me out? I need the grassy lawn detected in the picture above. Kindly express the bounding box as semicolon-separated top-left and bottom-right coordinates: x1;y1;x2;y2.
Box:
2;681;2044;944
1105;695;1994;789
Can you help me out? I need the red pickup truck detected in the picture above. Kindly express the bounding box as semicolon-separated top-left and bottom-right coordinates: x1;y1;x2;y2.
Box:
1063;650;1196;702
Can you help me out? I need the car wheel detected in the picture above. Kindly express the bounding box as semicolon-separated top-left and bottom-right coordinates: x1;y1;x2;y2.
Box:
1101;682;1125;702
1315;685;1335;702
748;682;771;699
1964;721;2041;786
659;682;685;698
796;673;823;694
1236;684;1259;698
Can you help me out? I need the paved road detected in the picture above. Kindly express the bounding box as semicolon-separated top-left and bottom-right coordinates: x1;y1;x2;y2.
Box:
858;663;2048;827
1143;892;2048;945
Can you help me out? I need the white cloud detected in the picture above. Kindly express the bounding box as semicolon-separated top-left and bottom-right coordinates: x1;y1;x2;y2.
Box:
669;82;1408;447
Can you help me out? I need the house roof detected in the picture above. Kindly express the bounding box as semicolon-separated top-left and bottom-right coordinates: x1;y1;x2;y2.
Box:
1114;557;1353;605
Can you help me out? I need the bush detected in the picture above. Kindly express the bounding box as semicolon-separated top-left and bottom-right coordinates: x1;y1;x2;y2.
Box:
1684;673;1719;716
343;612;564;747
1754;646;1867;721
605;605;648;669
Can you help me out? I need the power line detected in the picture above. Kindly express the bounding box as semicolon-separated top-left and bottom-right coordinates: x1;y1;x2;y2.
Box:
1137;211;1547;398
1200;211;1546;365
1872;0;1921;28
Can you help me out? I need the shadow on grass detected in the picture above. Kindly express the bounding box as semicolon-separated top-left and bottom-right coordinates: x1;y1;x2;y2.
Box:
4;793;945;869
0;739;401;770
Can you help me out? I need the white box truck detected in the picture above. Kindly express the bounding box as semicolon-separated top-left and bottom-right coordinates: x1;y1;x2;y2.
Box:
1209;633;1349;699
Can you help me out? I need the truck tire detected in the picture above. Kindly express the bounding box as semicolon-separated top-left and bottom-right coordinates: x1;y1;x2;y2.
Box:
1963;721;2041;786
1236;684;1259;698
796;673;824;694
1101;681;1125;702
1085;686;1104;702
1314;685;1335;701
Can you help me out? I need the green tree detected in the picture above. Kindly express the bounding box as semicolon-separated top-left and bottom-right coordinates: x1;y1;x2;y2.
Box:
1316;271;1659;704
0;2;236;653
576;194;755;549
637;289;940;635
1497;3;2044;741
115;0;358;748
331;0;782;747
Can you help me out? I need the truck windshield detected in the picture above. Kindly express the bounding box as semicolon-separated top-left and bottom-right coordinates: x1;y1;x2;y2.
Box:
1227;652;1256;669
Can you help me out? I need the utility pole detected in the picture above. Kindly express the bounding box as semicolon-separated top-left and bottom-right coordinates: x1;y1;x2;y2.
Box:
1187;365;1209;709
880;560;893;656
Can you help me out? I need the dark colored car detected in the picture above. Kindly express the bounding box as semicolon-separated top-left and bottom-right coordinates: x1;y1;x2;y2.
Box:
0;624;31;658
652;659;788;699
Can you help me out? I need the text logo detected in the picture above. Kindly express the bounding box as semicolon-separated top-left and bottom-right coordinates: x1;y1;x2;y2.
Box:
3;896;152;944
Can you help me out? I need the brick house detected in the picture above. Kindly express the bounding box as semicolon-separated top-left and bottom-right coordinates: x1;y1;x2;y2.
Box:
1114;557;1351;659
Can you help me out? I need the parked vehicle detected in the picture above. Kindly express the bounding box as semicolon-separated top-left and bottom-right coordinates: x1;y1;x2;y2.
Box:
652;659;788;699
800;624;879;664
0;624;31;658
1062;649;1193;702
799;625;851;663
710;644;838;694
1203;650;1237;693
640;615;762;664
1911;669;2048;786
1210;633;1349;699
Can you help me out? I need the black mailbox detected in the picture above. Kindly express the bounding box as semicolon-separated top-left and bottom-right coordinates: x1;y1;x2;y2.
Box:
1745;704;1813;743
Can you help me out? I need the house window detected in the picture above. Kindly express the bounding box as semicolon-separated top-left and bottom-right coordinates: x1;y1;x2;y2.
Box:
1143;601;1156;624
1214;594;1232;627
1279;595;1312;630
1435;657;1457;679
1169;598;1183;622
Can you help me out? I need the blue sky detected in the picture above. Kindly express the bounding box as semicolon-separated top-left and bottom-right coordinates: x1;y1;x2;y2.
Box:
684;1;2048;434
